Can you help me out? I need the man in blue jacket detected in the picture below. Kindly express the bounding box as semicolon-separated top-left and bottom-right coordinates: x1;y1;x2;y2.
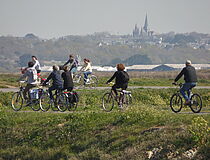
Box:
43;65;63;100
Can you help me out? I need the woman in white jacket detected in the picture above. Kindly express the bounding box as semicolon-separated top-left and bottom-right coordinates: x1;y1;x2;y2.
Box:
80;58;92;84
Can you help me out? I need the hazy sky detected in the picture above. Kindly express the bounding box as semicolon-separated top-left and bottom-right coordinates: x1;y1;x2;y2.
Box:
0;0;210;38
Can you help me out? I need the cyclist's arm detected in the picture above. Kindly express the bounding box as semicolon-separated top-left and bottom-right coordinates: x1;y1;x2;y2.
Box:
44;72;53;84
175;68;185;82
107;72;116;84
63;59;70;67
19;70;29;81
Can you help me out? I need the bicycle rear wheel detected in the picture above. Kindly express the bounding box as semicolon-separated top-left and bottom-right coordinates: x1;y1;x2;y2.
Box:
56;93;68;112
170;93;183;113
11;92;23;111
39;92;51;111
68;94;78;111
121;93;132;109
102;92;114;112
190;93;202;113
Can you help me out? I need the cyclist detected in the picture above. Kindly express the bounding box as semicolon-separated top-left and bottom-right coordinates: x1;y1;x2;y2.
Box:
43;65;63;100
32;56;41;74
63;54;78;74
19;61;38;102
106;63;129;101
174;60;197;105
61;66;74;91
80;58;92;85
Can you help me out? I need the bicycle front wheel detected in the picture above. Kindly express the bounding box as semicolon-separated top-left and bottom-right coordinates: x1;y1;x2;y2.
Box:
11;92;23;111
88;75;98;88
73;75;83;88
31;99;41;111
190;93;202;113
39;92;51;111
170;93;183;113
102;93;114;112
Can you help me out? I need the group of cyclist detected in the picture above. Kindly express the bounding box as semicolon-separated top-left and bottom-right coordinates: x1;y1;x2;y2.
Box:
19;54;198;106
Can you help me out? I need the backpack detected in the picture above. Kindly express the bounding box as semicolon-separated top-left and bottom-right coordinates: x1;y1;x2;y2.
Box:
121;71;129;83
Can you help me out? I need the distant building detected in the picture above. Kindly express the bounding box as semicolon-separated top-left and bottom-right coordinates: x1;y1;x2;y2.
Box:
132;14;154;38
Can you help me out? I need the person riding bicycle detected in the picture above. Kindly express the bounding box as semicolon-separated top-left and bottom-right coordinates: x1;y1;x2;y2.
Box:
174;60;197;105
63;54;78;74
106;63;129;100
79;58;92;85
32;56;41;74
19;61;38;102
61;66;74;91
43;65;63;100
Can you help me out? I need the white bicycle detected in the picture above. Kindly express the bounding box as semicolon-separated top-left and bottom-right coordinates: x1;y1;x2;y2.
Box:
73;72;98;88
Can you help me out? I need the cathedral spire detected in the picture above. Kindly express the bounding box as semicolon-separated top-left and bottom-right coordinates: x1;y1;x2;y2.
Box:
143;14;148;33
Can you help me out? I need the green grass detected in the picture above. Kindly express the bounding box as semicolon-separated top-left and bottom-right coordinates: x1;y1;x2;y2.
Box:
0;73;210;88
0;89;210;159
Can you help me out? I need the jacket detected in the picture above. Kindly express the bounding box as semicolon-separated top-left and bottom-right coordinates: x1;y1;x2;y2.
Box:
175;65;197;83
61;71;73;88
45;70;63;87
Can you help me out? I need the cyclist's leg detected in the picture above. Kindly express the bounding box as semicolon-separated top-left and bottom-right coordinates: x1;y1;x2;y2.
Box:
187;83;196;99
111;84;118;96
23;84;35;101
49;85;57;99
180;83;192;102
83;71;92;83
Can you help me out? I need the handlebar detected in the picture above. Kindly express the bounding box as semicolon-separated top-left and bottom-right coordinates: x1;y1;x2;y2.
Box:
172;82;183;87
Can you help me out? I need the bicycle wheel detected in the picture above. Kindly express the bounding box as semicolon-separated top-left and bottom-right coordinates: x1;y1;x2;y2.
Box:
30;99;41;111
11;92;23;111
56;93;68;112
190;93;202;113
68;94;78;111
39;92;51;111
170;93;183;113
73;75;83;88
88;75;98;88
102;92;114;112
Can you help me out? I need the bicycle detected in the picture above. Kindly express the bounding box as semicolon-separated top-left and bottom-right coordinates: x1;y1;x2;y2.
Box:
57;90;79;112
39;88;66;112
102;87;132;112
170;83;202;113
11;81;41;111
73;72;98;88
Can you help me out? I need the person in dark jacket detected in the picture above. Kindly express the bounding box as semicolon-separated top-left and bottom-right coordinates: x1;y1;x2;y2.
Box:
43;65;63;100
63;54;78;73
174;60;197;105
106;63;129;97
61;66;74;91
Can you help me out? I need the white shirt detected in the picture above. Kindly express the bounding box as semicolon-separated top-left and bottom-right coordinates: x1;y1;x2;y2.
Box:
33;59;41;71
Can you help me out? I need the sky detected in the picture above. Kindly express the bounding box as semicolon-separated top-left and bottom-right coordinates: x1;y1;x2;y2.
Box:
0;0;210;39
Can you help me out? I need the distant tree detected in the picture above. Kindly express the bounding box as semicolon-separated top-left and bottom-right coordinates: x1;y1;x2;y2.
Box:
109;58;122;66
18;54;32;67
123;54;152;65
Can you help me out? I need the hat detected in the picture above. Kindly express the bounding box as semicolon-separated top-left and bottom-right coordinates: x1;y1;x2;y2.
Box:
186;60;192;65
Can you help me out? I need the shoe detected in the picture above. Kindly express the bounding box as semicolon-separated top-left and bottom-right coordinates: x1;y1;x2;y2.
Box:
184;100;191;105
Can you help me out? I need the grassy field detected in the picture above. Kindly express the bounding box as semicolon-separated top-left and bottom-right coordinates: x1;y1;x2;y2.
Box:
0;88;209;159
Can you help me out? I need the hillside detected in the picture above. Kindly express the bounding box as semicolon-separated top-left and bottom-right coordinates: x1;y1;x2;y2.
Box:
0;34;210;72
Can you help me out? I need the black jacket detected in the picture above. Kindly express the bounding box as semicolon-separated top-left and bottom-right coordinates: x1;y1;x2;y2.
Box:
45;71;63;87
61;71;73;88
175;65;197;83
107;71;129;86
63;58;78;71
